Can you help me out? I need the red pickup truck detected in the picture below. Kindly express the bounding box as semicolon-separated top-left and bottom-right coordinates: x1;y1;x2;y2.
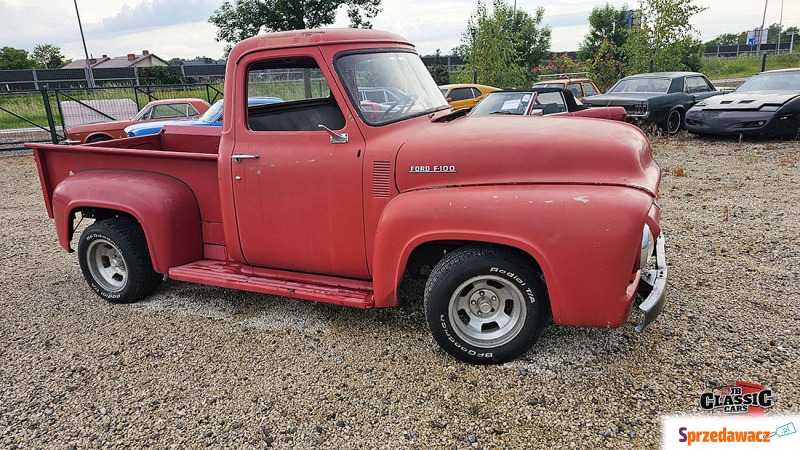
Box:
29;29;667;364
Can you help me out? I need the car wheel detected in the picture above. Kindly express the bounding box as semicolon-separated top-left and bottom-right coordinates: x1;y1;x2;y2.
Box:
424;245;548;364
87;135;112;143
78;217;162;303
661;109;682;135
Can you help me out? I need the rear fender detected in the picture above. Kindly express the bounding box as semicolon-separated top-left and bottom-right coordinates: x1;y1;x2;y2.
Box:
52;170;202;273
372;185;655;327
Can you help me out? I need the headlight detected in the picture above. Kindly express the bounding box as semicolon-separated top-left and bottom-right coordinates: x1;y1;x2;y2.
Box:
127;131;135;137
640;225;655;271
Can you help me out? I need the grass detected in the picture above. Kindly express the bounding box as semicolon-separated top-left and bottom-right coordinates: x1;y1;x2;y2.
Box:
702;52;800;80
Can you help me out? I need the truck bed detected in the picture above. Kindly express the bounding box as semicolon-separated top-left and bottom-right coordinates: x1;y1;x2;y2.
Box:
28;127;224;256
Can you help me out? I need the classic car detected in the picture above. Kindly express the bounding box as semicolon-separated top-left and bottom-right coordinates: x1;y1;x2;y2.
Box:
124;97;282;137
582;72;723;135
532;77;601;101
469;87;626;121
63;98;210;144
439;83;500;110
684;68;800;139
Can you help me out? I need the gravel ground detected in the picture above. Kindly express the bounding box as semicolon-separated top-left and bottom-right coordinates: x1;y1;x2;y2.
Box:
1;134;798;449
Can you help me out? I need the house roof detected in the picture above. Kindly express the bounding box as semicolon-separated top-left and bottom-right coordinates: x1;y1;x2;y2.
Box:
95;51;168;68
62;56;110;69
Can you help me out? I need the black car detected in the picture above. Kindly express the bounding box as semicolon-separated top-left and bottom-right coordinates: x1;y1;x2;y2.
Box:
583;72;723;135
684;68;800;139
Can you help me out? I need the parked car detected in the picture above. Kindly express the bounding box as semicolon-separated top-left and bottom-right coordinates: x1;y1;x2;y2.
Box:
532;77;601;101
439;83;500;110
64;98;210;144
469;87;626;121
125;97;282;137
684;68;800;139
582;72;723;135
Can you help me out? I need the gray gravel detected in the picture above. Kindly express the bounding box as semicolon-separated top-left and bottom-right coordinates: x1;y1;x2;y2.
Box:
1;134;798;449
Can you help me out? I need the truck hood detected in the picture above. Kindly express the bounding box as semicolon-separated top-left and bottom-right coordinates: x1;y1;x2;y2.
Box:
698;91;800;111
395;115;661;196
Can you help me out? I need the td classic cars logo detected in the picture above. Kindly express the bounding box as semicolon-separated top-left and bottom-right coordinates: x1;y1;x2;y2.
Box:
699;381;773;415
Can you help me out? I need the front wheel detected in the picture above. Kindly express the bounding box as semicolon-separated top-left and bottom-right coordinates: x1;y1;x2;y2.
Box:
424;246;548;364
661;109;682;135
78;217;162;303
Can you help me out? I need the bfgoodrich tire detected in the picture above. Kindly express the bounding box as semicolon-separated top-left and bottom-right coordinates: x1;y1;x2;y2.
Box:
424;245;548;364
77;217;162;303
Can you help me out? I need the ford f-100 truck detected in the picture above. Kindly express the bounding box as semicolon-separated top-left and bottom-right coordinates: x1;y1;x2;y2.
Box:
29;29;667;364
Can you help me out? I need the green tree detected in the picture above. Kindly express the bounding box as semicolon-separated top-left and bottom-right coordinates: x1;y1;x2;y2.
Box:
0;46;35;70
139;66;187;85
31;44;68;68
209;0;382;52
577;3;629;61
705;32;745;46
167;57;184;66
428;49;450;85
454;0;551;88
622;0;706;73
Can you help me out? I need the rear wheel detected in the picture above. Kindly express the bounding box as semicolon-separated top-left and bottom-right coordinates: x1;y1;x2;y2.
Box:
78;217;162;303
424;245;548;364
661;109;682;135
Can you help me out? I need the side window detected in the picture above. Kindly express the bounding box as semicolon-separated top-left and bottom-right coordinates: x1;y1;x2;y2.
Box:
582;82;599;96
448;88;475;101
534;91;567;114
567;83;582;97
246;56;344;131
151;103;190;119
187;104;199;116
686;76;710;93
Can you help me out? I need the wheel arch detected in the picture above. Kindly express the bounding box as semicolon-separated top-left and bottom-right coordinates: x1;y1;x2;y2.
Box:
85;132;113;143
52;170;202;273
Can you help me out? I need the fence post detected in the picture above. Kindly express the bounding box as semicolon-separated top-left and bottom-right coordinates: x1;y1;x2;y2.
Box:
40;88;59;144
761;53;767;72
32;70;39;90
134;67;140;86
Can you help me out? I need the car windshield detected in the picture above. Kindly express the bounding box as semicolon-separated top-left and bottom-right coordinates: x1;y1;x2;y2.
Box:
335;51;450;125
131;105;150;121
469;92;533;115
609;77;671;94
200;100;223;122
736;71;800;92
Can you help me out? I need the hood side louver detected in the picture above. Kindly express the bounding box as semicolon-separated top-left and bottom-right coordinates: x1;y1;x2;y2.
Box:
373;161;392;198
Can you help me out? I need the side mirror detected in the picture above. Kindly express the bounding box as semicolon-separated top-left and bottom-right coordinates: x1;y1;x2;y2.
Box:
531;109;544;116
446;98;453;102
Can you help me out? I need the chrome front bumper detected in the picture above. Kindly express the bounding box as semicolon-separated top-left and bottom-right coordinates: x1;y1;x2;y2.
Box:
635;232;667;332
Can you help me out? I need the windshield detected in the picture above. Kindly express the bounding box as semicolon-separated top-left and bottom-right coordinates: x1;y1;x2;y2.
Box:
470;92;533;115
609;77;671;94
335;51;450;125
737;71;800;92
200;100;224;122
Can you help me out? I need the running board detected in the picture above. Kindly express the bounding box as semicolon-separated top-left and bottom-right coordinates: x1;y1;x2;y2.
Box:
168;260;374;309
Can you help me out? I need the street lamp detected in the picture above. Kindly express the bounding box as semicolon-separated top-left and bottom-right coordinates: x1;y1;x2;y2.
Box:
73;0;95;88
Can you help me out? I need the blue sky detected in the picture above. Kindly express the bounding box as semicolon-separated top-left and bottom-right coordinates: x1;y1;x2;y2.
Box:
2;0;798;60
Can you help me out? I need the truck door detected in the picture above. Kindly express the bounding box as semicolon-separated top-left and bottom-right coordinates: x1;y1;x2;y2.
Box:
230;51;369;279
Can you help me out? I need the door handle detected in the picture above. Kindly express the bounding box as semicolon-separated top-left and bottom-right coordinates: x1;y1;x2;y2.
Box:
232;154;259;163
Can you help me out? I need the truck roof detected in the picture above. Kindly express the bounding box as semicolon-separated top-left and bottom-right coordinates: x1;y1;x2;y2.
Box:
232;28;412;54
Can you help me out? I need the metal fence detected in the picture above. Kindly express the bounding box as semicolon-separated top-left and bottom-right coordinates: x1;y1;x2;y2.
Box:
703;43;795;57
0;83;223;151
0;65;227;91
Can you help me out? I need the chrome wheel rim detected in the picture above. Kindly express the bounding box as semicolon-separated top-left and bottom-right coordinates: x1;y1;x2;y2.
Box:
86;238;128;292
448;275;527;348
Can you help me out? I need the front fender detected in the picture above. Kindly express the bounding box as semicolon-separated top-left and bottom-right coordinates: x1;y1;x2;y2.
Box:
372;185;656;327
52;170;202;273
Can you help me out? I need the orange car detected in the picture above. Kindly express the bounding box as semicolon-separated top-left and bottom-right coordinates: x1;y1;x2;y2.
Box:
439;83;500;110
64;98;211;144
532;77;601;101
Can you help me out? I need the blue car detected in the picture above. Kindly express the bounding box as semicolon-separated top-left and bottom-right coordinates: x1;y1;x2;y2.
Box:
124;97;282;137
